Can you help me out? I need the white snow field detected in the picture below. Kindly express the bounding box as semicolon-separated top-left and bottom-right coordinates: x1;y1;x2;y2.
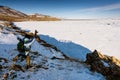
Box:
0;30;104;80
1;19;120;80
15;19;120;60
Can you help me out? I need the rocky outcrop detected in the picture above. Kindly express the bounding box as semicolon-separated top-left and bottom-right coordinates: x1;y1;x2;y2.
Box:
85;50;120;80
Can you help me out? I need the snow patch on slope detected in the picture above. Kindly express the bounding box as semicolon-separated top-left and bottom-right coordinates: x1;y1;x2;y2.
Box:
0;26;105;80
0;33;18;44
40;35;91;61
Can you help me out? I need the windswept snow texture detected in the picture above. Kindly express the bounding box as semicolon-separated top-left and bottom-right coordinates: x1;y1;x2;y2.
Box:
0;32;105;80
15;19;120;60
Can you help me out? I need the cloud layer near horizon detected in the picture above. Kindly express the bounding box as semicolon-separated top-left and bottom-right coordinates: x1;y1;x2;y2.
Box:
81;3;120;12
63;3;120;19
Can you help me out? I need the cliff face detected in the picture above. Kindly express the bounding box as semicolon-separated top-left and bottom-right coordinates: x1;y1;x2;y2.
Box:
86;50;120;80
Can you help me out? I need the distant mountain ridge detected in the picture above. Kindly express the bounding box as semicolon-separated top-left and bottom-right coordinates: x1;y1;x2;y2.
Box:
0;6;28;17
29;13;50;18
0;6;60;21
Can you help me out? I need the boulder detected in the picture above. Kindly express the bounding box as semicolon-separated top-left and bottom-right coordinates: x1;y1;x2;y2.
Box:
86;50;120;80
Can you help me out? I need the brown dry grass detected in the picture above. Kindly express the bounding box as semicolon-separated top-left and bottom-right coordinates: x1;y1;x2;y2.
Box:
0;14;60;22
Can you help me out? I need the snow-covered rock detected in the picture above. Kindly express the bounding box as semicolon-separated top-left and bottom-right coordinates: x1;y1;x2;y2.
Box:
86;50;120;80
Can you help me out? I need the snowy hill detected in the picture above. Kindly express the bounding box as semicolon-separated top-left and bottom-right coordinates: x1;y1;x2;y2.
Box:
0;21;105;80
0;6;28;17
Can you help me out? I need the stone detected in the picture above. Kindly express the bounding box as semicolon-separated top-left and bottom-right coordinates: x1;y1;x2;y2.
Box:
86;50;120;80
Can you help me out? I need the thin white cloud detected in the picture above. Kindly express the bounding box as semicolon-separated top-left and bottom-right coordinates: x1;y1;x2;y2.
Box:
81;3;120;12
62;3;120;19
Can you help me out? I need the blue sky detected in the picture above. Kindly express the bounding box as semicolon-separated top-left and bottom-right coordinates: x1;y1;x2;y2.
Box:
0;0;120;19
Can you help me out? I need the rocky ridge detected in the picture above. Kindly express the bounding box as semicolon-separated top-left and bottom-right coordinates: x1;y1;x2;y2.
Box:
86;50;120;80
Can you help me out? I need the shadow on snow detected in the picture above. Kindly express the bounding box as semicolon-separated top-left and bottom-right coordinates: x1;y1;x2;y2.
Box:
40;35;91;61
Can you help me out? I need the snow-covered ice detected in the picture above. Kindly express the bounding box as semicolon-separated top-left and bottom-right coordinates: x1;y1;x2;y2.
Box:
15;19;120;60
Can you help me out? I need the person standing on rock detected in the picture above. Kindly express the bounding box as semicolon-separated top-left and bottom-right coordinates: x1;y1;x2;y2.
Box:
13;30;38;69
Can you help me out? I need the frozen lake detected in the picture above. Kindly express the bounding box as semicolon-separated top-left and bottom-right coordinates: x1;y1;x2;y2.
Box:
15;19;120;59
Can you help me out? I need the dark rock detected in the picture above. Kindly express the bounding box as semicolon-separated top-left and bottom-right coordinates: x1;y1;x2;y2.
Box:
41;65;49;70
85;50;120;80
0;57;8;63
11;64;25;72
2;73;9;80
0;64;2;70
